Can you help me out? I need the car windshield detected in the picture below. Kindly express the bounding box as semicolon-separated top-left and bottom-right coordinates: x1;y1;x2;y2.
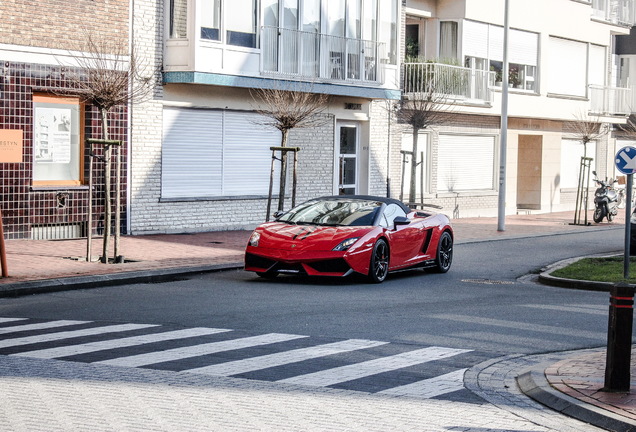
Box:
277;199;382;226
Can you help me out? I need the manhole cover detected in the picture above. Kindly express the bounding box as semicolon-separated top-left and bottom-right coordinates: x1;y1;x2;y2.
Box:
461;278;515;285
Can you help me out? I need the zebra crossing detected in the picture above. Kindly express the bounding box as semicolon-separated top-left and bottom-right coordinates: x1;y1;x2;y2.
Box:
0;317;479;400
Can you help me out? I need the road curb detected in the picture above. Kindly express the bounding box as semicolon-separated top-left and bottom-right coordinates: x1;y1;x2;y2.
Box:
517;366;636;432
0;263;244;297
538;254;626;292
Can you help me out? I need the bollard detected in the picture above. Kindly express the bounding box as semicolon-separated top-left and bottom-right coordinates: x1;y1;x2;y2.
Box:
603;282;635;392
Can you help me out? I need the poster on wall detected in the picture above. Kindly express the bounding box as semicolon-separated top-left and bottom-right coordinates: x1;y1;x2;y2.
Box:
34;107;71;163
0;129;23;162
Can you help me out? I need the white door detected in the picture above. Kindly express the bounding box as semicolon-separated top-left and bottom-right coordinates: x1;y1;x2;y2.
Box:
337;122;358;195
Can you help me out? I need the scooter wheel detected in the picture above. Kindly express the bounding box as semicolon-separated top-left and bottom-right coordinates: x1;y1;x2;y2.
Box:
593;206;606;223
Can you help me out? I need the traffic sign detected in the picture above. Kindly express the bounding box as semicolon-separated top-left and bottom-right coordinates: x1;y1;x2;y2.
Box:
615;146;636;175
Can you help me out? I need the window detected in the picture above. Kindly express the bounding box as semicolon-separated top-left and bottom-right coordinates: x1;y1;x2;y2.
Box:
437;134;496;192
169;0;188;39
379;203;406;228
439;21;458;60
560;139;596;189
226;0;257;47
161;108;281;199
32;95;83;186
548;37;587;97
379;0;398;64
201;0;221;40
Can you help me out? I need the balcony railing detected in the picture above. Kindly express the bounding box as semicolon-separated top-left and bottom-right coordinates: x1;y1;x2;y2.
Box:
589;84;632;116
403;62;495;104
592;0;636;26
261;26;385;84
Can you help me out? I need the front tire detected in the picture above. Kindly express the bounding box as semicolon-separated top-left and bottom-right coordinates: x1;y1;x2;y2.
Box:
593;206;606;223
368;239;389;283
434;231;453;273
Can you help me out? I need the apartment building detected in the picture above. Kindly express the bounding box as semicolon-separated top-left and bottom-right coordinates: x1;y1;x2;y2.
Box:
399;0;635;217
0;0;130;239
130;0;402;233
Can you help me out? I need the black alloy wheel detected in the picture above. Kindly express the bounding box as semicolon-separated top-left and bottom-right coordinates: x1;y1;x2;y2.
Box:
434;231;453;273
368;239;389;283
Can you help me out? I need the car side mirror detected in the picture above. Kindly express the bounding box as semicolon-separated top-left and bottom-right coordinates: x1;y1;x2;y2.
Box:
393;216;410;229
273;211;285;219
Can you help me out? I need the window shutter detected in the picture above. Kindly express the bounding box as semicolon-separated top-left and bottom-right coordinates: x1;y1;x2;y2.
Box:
223;111;281;196
463;20;488;60
588;44;606;86
509;29;538;66
548;37;587;97
437;134;495;192
162;107;223;198
560;139;596;189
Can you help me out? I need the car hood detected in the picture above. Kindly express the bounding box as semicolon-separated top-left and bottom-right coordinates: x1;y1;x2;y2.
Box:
257;223;371;251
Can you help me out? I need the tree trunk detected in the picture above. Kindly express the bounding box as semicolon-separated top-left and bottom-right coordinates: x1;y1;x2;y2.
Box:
409;126;419;204
278;129;289;212
101;108;111;264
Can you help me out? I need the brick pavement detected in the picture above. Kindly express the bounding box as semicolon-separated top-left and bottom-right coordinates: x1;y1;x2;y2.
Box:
0;210;634;430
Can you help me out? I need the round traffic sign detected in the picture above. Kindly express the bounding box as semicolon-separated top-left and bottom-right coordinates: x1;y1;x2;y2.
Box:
615;146;636;175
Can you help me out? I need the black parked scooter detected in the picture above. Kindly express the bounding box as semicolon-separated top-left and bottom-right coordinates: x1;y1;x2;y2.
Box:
592;171;619;223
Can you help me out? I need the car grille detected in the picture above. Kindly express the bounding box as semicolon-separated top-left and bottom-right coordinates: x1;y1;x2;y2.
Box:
245;253;276;270
307;259;351;274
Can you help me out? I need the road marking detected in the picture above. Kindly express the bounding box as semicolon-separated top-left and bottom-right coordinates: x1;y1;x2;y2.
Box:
521;304;606;315
378;369;467;398
12;327;232;359
0;320;89;334
0;324;159;349
186;339;389;376
0;318;28;324
278;346;471;387
96;333;308;367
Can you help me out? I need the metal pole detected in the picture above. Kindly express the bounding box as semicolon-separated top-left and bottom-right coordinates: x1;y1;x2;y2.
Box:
624;174;633;279
0;208;8;277
498;0;510;232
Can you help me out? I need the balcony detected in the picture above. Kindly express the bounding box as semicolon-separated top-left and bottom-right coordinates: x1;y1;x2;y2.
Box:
402;62;495;105
592;0;636;26
589;84;632;116
261;26;386;85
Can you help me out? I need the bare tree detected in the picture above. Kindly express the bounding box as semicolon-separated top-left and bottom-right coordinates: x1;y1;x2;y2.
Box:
63;33;155;263
396;62;458;205
567;111;609;224
251;83;330;215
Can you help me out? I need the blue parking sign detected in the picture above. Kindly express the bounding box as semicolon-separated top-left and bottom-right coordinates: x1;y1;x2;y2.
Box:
615;146;636;175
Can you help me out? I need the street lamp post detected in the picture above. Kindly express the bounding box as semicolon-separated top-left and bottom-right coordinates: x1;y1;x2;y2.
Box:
498;0;510;232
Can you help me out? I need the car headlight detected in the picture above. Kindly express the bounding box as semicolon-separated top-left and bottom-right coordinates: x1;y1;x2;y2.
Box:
248;232;261;247
333;237;359;251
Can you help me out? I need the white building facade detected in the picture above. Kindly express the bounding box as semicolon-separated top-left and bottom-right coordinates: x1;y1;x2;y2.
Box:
397;0;635;218
131;0;402;233
130;0;636;234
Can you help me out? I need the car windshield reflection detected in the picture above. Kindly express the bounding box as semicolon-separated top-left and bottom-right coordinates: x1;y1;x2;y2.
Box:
277;199;381;227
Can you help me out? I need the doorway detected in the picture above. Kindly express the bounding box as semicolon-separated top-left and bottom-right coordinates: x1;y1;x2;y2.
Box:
517;135;543;210
337;122;359;195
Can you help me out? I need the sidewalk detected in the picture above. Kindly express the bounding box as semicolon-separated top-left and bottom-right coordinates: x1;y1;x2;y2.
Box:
1;210;634;431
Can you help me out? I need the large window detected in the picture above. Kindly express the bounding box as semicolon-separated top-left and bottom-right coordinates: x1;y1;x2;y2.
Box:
161;108;281;199
437;134;496;192
169;0;188;39
462;20;538;92
200;0;257;47
32;95;83;186
548;37;587;97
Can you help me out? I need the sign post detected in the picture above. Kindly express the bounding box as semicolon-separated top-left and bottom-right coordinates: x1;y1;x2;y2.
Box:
614;146;636;279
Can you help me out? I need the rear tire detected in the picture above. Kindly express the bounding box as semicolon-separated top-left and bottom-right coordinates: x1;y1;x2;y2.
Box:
434;231;453;273
593;206;606;223
368;239;389;283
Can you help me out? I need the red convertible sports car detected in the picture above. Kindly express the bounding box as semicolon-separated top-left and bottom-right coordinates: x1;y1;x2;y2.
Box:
245;195;453;283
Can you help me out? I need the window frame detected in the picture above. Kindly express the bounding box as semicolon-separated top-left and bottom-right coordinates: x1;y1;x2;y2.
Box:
32;94;85;187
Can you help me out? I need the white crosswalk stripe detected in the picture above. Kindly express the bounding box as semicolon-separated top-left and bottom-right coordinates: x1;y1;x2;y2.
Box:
0;323;159;348
0;317;27;324
378;368;467;398
0;318;474;399
185;339;389;376
96;333;308;367
12;327;232;359
278;346;472;387
0;320;89;334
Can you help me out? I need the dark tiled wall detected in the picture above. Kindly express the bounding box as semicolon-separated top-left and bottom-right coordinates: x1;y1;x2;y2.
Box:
0;61;128;239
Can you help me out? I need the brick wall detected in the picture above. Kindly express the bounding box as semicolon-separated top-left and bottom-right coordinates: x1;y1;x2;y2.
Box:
0;0;129;52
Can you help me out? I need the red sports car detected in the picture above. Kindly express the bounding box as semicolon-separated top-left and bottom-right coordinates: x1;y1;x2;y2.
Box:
245;195;453;283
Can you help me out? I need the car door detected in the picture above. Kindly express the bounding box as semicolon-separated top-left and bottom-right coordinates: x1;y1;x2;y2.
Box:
380;204;423;269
